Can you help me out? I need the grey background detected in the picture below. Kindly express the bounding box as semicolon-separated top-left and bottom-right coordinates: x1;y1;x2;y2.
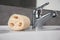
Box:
0;0;36;8
0;5;60;25
0;0;60;25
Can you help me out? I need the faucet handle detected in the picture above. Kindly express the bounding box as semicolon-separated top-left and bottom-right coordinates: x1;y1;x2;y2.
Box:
36;2;49;10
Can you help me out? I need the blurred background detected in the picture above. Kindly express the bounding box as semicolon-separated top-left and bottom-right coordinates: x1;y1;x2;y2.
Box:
0;0;60;26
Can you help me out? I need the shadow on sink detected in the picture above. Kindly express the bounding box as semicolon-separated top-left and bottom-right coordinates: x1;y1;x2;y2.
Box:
0;30;10;34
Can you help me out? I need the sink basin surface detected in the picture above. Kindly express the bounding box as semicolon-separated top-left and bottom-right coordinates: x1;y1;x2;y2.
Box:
0;25;60;40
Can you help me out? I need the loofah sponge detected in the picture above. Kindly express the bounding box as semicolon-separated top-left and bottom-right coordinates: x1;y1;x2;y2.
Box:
8;14;31;31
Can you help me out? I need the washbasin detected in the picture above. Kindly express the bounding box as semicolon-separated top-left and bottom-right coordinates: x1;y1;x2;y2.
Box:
0;25;60;40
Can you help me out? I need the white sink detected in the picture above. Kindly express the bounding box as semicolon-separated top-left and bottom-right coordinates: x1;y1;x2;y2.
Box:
0;25;60;40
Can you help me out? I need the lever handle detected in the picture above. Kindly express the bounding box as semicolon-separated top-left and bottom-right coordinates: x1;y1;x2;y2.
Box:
36;2;49;10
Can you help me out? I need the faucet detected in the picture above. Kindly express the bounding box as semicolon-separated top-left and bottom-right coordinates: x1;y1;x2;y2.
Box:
32;2;57;31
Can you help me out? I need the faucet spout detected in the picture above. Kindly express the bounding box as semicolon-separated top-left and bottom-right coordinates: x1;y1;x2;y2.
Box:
35;11;57;31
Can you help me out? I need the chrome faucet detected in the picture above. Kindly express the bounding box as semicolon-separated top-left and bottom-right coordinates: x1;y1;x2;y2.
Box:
32;2;57;31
